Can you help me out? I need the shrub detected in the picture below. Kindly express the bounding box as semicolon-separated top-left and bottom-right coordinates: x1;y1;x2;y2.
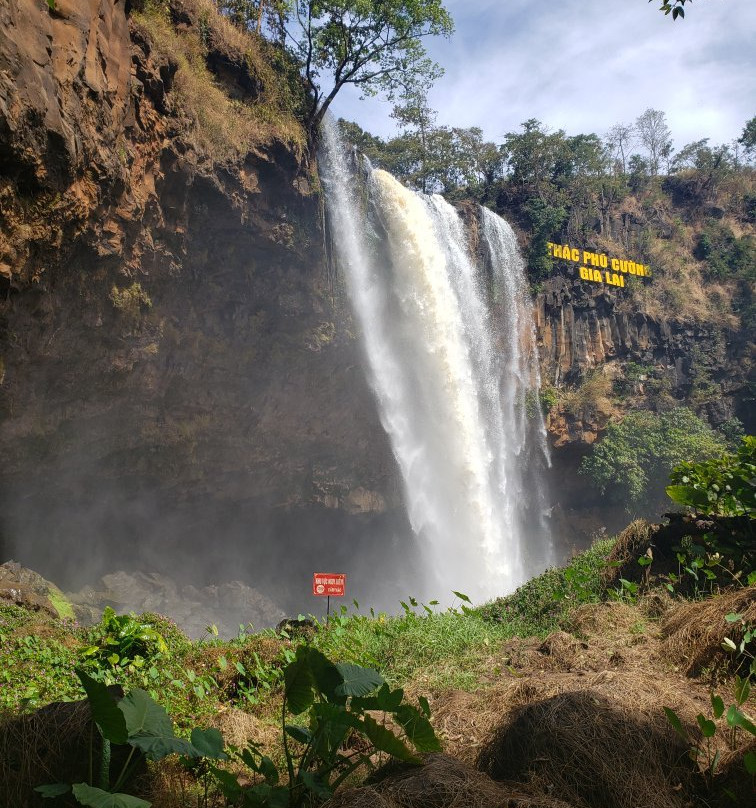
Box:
580;407;728;511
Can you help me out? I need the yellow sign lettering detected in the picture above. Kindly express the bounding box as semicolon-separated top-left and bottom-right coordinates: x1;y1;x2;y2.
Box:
549;242;651;291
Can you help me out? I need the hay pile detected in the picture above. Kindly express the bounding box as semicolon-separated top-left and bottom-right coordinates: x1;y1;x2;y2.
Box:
0;695;145;808
660;585;756;677
476;688;694;808
324;754;577;808
599;519;654;590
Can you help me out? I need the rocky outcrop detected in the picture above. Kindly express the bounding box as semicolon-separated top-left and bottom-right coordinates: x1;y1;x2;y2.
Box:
68;569;287;637
534;273;752;446
0;560;66;617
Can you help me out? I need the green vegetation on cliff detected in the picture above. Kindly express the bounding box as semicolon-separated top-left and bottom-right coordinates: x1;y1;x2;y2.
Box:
132;0;308;156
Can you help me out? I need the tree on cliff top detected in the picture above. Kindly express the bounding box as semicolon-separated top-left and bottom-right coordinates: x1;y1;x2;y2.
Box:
275;0;453;140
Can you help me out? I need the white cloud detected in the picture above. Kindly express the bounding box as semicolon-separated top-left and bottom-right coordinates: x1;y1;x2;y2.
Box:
329;0;756;147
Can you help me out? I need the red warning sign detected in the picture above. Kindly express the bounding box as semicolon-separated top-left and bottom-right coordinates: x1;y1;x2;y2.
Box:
313;572;346;597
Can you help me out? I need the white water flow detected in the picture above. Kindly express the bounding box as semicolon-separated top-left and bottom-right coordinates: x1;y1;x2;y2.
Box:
320;117;553;603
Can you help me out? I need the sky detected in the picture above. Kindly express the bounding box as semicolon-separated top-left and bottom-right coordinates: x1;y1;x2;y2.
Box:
329;0;756;150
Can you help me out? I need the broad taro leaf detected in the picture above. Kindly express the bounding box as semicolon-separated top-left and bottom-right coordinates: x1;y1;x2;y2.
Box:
310;702;359;757
128;733;197;761
76;670;128;745
394;704;440;752
300;770;333;800
334;663;383;698
665;484;710;510
119;689;172;739
352;684;404;713
284;647;315;715
190;727;227;760
360;714;420;764
35;784;71;798
119;689;197;761
284;724;312;744
306;647;344;702
71;783;151;808
377;684;405;712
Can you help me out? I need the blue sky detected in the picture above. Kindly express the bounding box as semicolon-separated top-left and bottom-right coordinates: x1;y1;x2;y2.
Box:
329;0;756;149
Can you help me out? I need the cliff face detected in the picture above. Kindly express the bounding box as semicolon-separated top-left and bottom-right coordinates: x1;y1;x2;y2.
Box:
534;274;751;448
0;1;407;611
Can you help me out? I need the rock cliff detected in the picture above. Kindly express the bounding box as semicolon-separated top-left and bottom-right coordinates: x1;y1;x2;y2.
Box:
535;274;751;448
0;0;408;617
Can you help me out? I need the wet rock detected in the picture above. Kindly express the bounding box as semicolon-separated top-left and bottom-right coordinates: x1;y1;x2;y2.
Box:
0;561;60;617
67;569;286;638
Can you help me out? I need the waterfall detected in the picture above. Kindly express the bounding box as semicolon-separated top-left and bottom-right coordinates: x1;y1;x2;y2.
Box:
319;117;553;603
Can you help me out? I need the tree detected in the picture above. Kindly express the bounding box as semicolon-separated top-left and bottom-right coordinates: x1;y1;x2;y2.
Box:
635;108;673;175
605;123;635;175
501;119;569;201
580;408;729;511
668;139;733;203
390;84;438;192
739;115;756;160
336;117;388;165
217;0;268;32
277;0;454;139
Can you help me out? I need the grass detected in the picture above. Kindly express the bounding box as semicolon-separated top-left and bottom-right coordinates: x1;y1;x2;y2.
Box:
311;604;515;691
0;536;618;721
478;535;617;636
47;585;76;621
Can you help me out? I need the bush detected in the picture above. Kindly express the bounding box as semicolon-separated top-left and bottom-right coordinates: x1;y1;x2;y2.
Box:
478;536;616;635
580;407;728;511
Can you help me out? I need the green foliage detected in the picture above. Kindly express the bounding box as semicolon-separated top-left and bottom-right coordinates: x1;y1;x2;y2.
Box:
693;222;756;282
655;0;690;22
664;674;756;787
48;586;76;621
739;116;756;159
0;606;81;709
37;670;216;807
523;197;567;281
666;436;756;517
580;408;728;510
479;536;615;635
539;384;559;415
309;598;506;691
80;608;168;675
277;0;454;135
210;645;439;807
109;283;152;327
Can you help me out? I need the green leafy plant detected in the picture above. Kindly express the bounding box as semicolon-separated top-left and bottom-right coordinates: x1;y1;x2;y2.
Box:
722;613;756;681
580;408;729;510
80;608;168;677
664;678;756;786
36;669;219;807
211;645;439;807
666;436;756;518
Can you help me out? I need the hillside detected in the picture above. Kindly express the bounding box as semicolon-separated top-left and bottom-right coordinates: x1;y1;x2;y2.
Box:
1;505;754;807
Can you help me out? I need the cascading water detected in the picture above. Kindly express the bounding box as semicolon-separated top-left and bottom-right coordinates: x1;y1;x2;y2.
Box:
319;117;553;603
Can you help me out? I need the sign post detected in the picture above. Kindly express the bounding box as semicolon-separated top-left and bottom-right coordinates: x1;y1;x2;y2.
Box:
312;572;346;624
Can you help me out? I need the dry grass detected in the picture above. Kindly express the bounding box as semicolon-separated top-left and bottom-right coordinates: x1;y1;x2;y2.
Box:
476;687;694;808
324;754;578;808
0;695;147;807
133;0;305;161
660;586;756;677
623;234;737;326
599;518;654;589
560;368;614;418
